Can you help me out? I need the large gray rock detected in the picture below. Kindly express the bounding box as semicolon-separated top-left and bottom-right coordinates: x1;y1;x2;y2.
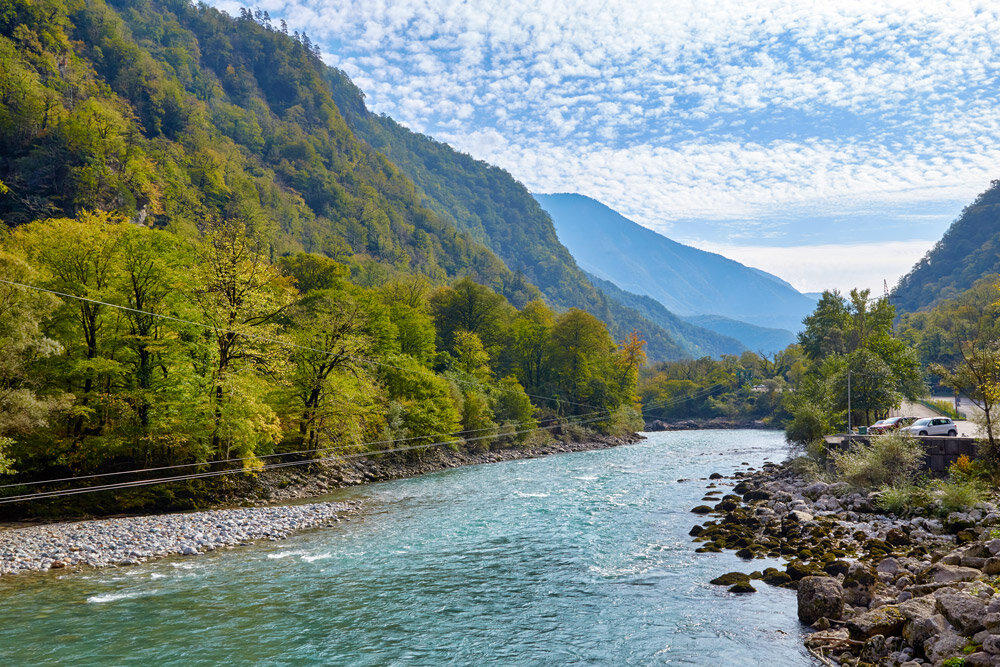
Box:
847;605;906;640
900;597;940;648
936;589;988;635
984;634;1000;655
797;576;844;624
925;626;967;664
843;562;879;607
921;562;982;584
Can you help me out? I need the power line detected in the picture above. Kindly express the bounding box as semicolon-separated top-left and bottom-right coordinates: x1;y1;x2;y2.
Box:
0;380;728;492
0;411;616;504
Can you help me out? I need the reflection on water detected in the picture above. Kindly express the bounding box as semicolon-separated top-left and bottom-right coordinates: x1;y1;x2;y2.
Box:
0;430;812;666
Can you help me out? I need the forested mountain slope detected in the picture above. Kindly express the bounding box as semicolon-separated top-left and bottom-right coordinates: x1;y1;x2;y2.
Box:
893;180;1000;313
534;193;817;332
0;0;652;515
585;274;746;358
324;70;692;361
681;315;796;356
0;0;540;304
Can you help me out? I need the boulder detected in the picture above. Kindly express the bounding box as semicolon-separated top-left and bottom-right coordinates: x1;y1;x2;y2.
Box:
847;605;906;640
984;634;1000;655
920;562;982;584
728;582;756;594
786;510;814;523
936;589;988;635
985;558;1000;576
876;557;903;576
925;626;966;664
797;576;845;625
843;562;878;607
710;572;750;586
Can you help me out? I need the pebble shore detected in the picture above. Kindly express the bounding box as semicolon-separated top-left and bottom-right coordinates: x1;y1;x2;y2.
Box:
0;500;360;576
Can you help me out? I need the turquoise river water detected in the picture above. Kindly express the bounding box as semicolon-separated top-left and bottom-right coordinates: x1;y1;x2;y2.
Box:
0;430;814;665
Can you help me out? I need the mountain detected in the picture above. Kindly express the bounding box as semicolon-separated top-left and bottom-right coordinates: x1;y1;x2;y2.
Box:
681;315;796;356
0;0;548;303
534;193;817;332
893;180;1000;314
0;0;690;361
323;68;691;361
586;275;746;358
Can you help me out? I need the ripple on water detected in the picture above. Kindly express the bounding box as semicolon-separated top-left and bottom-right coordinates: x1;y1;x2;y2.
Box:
0;430;811;666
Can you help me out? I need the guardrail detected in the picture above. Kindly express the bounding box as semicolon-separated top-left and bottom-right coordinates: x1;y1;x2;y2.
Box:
825;434;977;474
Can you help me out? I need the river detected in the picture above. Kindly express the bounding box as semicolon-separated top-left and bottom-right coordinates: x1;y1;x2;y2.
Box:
0;430;813;665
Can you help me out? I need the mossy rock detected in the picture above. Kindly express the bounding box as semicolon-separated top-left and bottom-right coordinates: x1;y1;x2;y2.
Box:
735;548;756;560
762;569;793;586
956;529;977;545
749;571;763;580
824;560;851;576
786;561;822;581
710;572;750;586
728;582;756;593
714;499;740;512
691;505;713;514
732;482;751;495
689;525;705;537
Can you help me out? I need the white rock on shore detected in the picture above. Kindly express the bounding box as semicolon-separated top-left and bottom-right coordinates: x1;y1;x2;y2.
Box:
0;500;360;576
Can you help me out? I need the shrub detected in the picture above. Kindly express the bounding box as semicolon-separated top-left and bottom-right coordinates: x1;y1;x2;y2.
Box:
786;456;821;480
832;432;924;489
785;402;827;445
935;478;986;514
877;484;933;515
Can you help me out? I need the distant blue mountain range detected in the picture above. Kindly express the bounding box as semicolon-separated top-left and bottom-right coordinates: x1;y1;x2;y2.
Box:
534;193;816;334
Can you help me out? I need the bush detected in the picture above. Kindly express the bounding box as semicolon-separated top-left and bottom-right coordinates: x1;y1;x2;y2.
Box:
935;478;986;514
785;402;827;445
877;484;933;515
832;433;924;489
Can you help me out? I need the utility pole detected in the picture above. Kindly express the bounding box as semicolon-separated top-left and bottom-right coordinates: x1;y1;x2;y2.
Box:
847;370;852;441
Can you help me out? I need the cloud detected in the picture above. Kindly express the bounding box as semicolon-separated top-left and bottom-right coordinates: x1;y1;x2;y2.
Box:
688;240;935;295
205;0;1000;247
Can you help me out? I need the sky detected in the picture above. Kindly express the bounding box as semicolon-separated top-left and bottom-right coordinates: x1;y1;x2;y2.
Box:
210;0;1000;295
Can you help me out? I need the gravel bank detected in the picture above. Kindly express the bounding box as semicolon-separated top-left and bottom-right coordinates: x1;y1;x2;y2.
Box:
0;500;360;577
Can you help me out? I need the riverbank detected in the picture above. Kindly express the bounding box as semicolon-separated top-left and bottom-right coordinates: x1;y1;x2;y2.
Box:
646;417;776;431
245;431;644;505
695;461;1000;665
0;500;360;577
0;431;642;577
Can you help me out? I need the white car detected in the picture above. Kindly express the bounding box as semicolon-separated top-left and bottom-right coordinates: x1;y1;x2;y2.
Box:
901;417;958;437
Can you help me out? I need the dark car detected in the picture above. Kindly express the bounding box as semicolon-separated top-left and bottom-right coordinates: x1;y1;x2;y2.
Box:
868;416;916;434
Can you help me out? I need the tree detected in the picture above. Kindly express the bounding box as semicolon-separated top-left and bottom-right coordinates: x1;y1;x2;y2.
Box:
192;218;294;460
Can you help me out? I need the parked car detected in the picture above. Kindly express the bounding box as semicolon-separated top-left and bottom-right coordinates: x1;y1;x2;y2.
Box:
868;416;917;434
901;417;958;437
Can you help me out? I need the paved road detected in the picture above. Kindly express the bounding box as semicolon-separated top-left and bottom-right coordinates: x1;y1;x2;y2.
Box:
894;398;980;438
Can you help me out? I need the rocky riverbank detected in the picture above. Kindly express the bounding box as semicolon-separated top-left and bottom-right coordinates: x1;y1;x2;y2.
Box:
693;463;1000;666
0;500;359;577
242;432;644;504
646;418;775;431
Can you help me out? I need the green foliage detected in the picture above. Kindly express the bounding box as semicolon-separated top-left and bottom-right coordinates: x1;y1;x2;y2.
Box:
0;1;648;507
831;433;924;489
640;348;800;423
894;179;1000;315
785;401;828;446
876;484;933;515
935;477;986;515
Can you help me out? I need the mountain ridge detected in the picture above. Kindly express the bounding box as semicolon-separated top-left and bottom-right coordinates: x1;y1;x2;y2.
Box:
534;192;816;332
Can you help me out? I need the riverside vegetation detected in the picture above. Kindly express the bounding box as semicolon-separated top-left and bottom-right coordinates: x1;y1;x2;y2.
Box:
0;0;649;517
